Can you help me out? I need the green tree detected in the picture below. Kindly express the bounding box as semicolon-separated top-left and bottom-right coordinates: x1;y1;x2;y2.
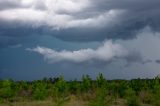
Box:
96;73;106;88
53;76;69;106
81;75;92;92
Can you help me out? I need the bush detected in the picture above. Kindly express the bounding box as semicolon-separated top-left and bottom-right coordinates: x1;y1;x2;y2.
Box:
68;81;81;94
139;90;153;104
0;97;3;103
89;88;111;106
32;82;48;100
125;88;141;106
152;83;160;106
118;81;128;98
0;80;15;98
54;76;68;95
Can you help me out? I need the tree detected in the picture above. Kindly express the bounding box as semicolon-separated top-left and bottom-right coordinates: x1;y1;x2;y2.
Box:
81;75;92;92
96;73;106;88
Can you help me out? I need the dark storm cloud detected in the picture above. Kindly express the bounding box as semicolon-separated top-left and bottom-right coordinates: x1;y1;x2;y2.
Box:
122;51;153;67
92;0;160;10
155;60;160;64
125;51;143;64
0;36;21;48
0;0;160;46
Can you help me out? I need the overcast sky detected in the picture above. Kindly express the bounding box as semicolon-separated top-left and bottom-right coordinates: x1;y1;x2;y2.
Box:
1;0;160;80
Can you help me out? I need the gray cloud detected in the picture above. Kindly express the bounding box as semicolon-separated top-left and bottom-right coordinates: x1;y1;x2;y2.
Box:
155;60;160;64
0;0;160;46
26;40;148;66
26;40;128;63
0;0;22;10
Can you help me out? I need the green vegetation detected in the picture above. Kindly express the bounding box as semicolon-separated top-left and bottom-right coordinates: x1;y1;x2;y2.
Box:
0;74;160;106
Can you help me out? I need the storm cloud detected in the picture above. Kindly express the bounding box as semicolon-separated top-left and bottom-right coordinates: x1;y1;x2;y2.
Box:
155;60;160;64
1;1;160;80
0;0;160;45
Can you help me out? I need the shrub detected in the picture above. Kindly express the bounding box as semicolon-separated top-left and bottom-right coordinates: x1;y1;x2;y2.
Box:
0;97;3;103
118;81;128;98
0;80;15;98
124;88;141;106
32;82;48;100
139;90;153;104
89;88;111;106
54;76;68;95
152;83;160;106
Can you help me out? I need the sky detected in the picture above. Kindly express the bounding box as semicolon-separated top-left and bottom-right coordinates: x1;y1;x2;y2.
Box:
1;0;160;80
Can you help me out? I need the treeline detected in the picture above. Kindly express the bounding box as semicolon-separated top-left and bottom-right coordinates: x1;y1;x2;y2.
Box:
0;74;160;106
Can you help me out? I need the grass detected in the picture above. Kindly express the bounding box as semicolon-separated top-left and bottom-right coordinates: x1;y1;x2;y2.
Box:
0;98;154;106
0;100;88;106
